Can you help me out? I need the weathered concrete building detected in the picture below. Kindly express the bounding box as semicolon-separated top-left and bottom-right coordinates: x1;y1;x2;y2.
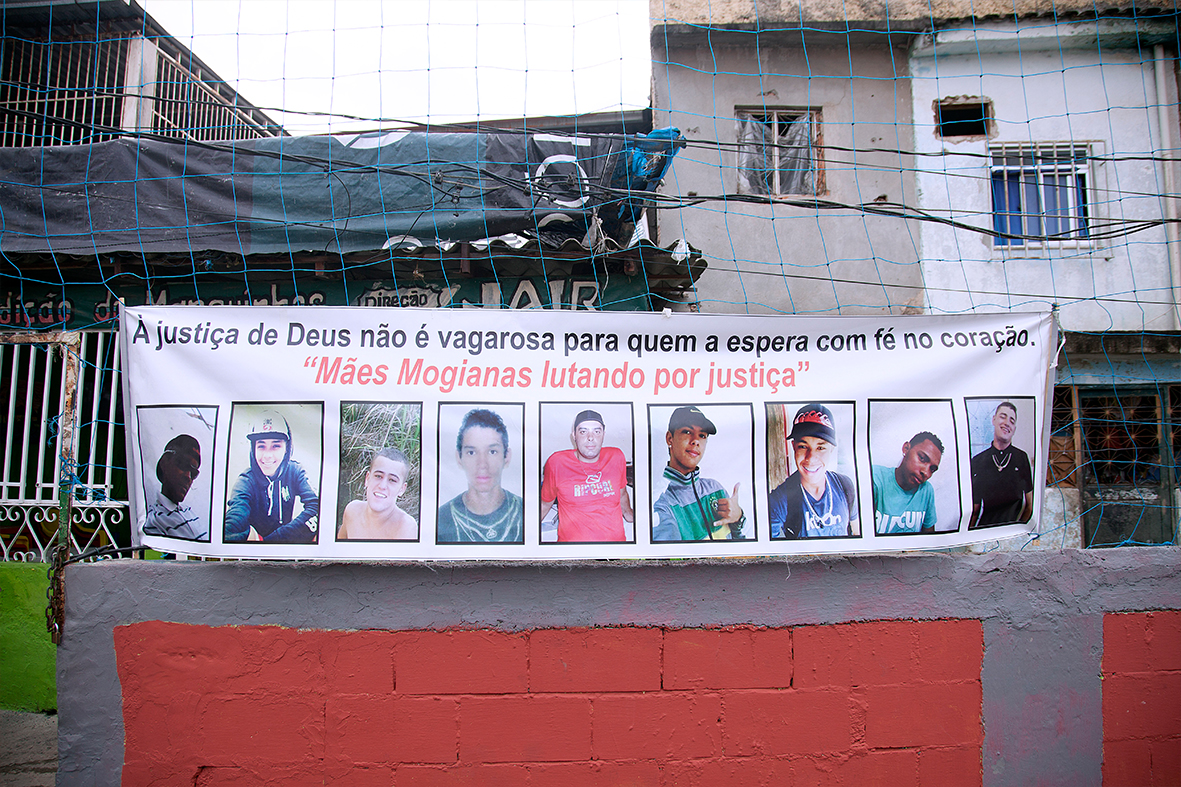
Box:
650;2;926;315
909;12;1180;549
649;0;1180;550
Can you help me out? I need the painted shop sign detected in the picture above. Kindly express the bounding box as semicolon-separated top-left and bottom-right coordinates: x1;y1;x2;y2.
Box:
0;277;640;331
121;307;1054;560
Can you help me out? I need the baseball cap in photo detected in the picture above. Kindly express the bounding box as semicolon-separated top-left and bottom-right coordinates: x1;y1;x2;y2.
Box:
667;406;717;434
789;403;837;445
573;409;604;429
247;409;291;442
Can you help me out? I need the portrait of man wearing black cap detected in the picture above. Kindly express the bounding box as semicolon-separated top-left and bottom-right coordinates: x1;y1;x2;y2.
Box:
540;408;634;542
652;405;747;542
767;403;859;539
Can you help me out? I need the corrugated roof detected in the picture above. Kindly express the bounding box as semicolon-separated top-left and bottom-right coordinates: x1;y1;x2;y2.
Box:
650;0;1178;29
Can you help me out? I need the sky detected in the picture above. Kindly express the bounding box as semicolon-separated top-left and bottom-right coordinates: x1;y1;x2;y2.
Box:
140;0;652;135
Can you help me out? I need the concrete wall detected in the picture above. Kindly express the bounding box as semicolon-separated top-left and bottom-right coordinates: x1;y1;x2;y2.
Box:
911;20;1180;332
651;30;925;315
0;564;56;713
59;548;1180;786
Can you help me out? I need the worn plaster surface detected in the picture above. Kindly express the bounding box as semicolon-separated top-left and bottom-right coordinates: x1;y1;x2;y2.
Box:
58;548;1181;786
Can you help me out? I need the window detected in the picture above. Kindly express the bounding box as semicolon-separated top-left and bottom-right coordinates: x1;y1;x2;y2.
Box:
1049;384;1179;547
736;108;821;196
990;143;1090;247
936;98;993;138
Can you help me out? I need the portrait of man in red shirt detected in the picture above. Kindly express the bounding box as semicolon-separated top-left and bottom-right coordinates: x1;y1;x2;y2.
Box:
541;409;635;542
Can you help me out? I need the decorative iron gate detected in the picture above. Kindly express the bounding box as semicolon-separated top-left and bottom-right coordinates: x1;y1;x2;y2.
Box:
0;331;127;564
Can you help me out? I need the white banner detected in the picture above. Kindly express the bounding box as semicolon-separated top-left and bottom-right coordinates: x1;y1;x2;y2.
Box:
121;307;1055;559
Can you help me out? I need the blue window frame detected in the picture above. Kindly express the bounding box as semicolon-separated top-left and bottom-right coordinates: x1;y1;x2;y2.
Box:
991;144;1090;247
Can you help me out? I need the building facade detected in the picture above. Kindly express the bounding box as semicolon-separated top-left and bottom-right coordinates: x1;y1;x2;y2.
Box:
650;14;926;314
650;0;1180;549
910;14;1180;548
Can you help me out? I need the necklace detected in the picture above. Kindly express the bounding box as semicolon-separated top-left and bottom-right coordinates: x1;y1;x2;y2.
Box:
992;448;1012;472
801;479;833;533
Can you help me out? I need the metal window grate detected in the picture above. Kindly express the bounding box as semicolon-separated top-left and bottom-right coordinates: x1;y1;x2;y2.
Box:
1079;392;1162;487
1075;388;1175;547
1048;385;1079;488
1;29;278;148
990;143;1091;247
1045;384;1178;547
0;332;128;562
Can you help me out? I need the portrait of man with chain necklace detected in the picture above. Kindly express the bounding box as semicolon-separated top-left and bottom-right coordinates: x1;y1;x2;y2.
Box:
968;400;1035;529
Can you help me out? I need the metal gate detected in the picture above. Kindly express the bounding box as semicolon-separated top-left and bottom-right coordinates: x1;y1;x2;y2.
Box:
0;331;128;564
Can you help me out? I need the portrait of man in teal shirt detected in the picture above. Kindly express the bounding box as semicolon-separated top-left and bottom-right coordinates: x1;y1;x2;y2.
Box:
872;431;943;534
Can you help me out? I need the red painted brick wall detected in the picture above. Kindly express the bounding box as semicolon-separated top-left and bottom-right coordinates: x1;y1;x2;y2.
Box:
114;619;983;786
1103;610;1181;787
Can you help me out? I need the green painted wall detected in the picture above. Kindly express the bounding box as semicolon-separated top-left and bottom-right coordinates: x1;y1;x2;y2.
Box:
0;563;56;712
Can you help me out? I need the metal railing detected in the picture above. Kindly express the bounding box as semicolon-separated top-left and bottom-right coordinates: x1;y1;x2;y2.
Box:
0;331;127;563
150;46;274;142
0;36;127;147
2;31;279;147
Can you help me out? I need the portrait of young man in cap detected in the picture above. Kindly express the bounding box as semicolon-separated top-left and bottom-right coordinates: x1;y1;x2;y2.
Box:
767;403;859;539
651;405;747;542
224;405;321;544
540;407;634;543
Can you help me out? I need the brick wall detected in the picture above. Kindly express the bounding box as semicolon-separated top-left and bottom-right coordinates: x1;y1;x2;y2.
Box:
114;619;984;786
64;551;1181;785
1103;610;1181;786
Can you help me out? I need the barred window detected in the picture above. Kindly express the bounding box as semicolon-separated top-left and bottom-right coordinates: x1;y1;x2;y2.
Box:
991;143;1090;247
736;108;821;196
1051;384;1179;547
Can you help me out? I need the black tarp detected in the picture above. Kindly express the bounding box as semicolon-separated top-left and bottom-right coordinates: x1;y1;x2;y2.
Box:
0;128;681;257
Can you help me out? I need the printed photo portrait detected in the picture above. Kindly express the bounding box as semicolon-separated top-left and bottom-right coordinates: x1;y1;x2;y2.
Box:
868;400;960;535
337;402;422;541
966;397;1037;529
765;402;860;539
223;403;323;544
649;403;754;543
136;405;217;542
539;403;635;544
436;403;525;544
